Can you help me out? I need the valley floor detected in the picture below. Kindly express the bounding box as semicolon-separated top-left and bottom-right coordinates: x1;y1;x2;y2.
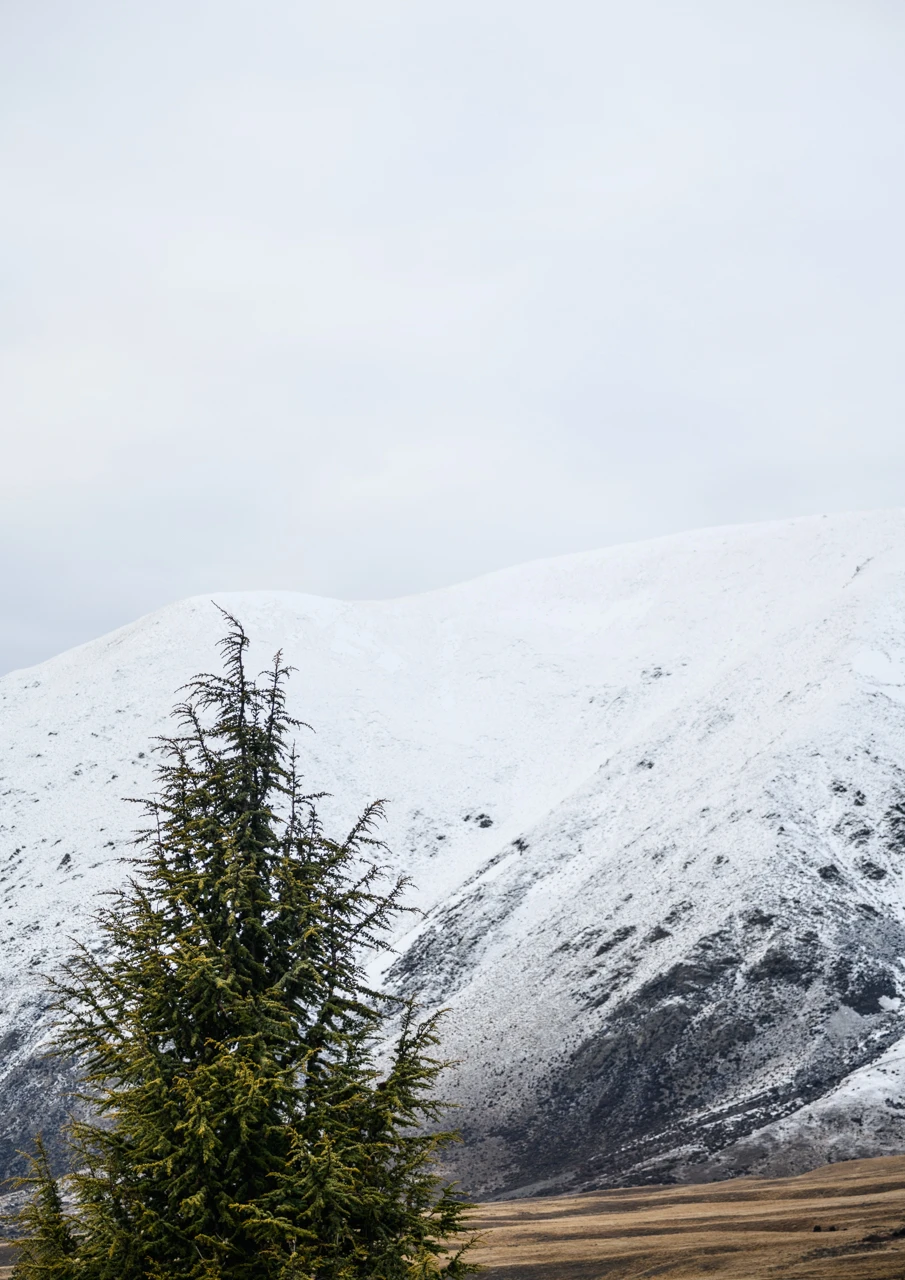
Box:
4;1156;905;1277
471;1156;905;1279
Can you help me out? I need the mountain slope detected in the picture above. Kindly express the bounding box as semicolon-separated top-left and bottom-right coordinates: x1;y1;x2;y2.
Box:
2;511;905;1193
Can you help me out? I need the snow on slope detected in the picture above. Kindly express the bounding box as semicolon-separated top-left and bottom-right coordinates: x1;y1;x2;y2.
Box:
3;511;905;1193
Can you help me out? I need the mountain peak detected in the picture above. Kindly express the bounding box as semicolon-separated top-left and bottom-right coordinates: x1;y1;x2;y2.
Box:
3;510;905;1191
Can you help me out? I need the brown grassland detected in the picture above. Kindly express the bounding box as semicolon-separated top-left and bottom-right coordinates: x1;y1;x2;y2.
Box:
2;1155;905;1277
470;1155;905;1279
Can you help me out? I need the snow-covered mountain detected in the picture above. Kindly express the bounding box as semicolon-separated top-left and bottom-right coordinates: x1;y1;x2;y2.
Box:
3;511;905;1196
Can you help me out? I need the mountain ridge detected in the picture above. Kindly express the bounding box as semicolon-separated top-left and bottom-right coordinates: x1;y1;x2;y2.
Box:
3;510;905;1193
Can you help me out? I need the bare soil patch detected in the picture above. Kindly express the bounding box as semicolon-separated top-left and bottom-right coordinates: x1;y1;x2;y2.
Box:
471;1155;905;1278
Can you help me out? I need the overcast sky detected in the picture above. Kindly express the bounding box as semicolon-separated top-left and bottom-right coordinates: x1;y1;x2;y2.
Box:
2;1;905;673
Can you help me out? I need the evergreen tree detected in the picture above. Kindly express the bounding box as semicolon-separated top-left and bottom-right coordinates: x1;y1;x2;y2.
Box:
8;1137;77;1280
12;615;476;1280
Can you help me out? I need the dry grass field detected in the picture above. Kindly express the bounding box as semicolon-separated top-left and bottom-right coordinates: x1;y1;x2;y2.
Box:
471;1156;905;1279
3;1157;905;1278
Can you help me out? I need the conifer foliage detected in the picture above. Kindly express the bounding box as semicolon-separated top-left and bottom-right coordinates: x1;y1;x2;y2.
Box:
12;615;475;1279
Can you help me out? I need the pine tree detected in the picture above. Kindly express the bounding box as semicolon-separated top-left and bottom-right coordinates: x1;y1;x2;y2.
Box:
12;615;476;1280
7;1136;77;1280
